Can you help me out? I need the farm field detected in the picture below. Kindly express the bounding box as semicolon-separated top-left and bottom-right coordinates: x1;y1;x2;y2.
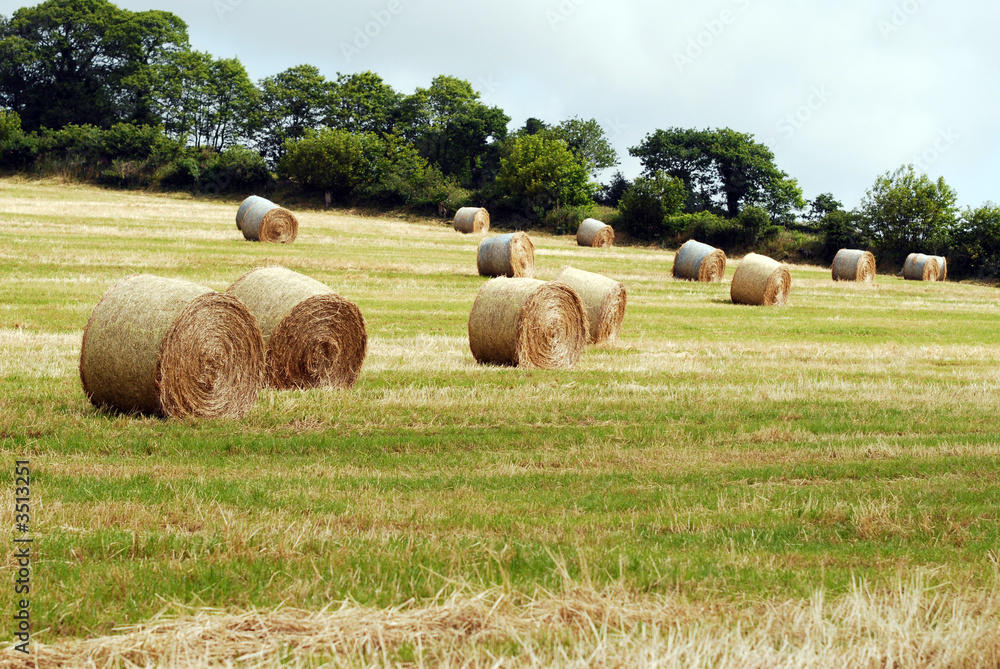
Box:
1;177;999;667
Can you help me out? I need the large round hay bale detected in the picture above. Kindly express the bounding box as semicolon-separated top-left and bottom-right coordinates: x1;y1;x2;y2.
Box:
554;267;626;344
673;239;727;282
79;275;265;418
454;207;490;234
931;255;948;281
240;198;298;243
227;267;367;390
468;277;588;369
730;253;792;306
236;195;268;231
902;253;940;281
477;232;535;278
832;249;876;282
576;218;614;247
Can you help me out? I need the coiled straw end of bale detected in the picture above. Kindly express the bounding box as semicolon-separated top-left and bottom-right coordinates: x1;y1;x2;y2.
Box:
832;249;876;283
554;267;627;344
241;198;298;243
576;218;614;247
902;253;940;281
673;240;727;282
454;207;490;234
731;253;791;306
477;232;535;278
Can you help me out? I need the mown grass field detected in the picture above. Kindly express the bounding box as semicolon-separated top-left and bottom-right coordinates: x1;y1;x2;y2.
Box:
1;177;999;667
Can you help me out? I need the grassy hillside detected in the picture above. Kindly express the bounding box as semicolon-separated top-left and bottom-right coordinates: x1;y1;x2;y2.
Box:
1;177;998;666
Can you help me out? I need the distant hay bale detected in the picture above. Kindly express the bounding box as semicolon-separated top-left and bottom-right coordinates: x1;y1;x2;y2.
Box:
832;249;877;283
477;232;535;278
227;267;367;390
731;253;792;306
468;277;588;369
902;253;940;281
931;255;948;281
554;267;627;344
236;195;268;231
240;198;298;243
673;240;727;282
79;275;265;418
454;207;490;234
576;218;614;247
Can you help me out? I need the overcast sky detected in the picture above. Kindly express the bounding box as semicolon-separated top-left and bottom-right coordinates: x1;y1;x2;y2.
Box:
13;0;999;209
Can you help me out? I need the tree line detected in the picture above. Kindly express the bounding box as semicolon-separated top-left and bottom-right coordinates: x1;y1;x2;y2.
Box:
1;0;999;279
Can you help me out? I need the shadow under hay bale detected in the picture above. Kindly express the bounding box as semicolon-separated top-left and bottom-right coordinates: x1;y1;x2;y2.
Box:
673;240;727;282
731;253;791;306
832;249;877;283
236;195;268;231
79;275;265;418
468;277;588;369
477;232;535;278
902;253;940;281
554;267;626;344
454;207;490;234
576;218;614;247
227;267;367;390
239;197;298;243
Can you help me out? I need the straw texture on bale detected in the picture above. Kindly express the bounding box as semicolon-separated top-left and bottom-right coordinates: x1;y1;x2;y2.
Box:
236;195;267;231
554;267;626;344
831;249;877;283
468;277;588;369
673;239;727;282
79;275;265;418
931;255;948;281
576;218;614;247
227;267;367;390
477;232;535;278
454;207;490;234
240;198;298;243
902;253;940;281
730;253;792;306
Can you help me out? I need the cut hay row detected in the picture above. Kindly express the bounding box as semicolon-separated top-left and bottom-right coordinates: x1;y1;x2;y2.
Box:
453;207;490;234
576;218;614;247
731;253;791;306
554;267;626;344
673;240;727;282
79;275;265;418
468;277;588;369
832;249;877;283
902;253;940;281
477;232;536;278
238;196;299;243
227;267;367;390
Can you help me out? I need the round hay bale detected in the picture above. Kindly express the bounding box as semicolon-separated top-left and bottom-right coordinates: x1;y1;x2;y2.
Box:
454;207;490;234
227;267;367;390
730;253;792;306
554;267;627;344
468;277;588;369
241;198;298;243
477;232;535;278
902;253;940;281
79;275;265;418
673;239;727;282
931;255;948;281
236;195;268;231
831;249;876;282
576;218;614;247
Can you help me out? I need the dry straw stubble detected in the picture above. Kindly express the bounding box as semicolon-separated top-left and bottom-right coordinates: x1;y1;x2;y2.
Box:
477;232;536;278
902;253;940;281
730;253;792;306
453;207;490;234
468;277;588;369
239;197;299;243
673;239;727;282
832;249;877;283
79;275;265;418
576;218;614;247
554;267;627;344
227;267;367;390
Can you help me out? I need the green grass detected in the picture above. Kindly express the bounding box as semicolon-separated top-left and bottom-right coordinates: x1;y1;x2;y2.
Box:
1;177;999;652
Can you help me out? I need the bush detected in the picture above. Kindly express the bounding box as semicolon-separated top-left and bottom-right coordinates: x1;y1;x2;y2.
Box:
680;211;744;250
950;204;1000;279
360;139;450;209
202;145;272;194
596;171;630;207
98;159;148;189
736;205;772;245
496;134;596;221
101;124;176;162
617;172;686;240
819;210;867;262
279;128;384;202
543;204;598;235
0;111;38;170
161;158;200;189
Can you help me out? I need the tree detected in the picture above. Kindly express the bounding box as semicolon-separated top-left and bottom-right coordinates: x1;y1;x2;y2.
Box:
951;204;1000;278
597;170;630;207
496;134;596;219
616;171;687;240
278;127;385;202
256;64;331;165
857;165;958;263
805;192;843;224
546;117;618;176
325;71;400;136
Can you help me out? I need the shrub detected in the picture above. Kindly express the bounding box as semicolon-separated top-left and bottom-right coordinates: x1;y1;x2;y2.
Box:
202;145;272;194
161;158;200;189
617;172;686;240
736;205;772;245
496;134;596;221
279;128;384;202
543;204;598;235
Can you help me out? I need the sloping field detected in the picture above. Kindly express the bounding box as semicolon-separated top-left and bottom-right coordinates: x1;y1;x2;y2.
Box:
1;178;998;667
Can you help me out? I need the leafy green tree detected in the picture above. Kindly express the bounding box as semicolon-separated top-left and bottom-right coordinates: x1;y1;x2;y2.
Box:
0;0;188;130
757;175;805;226
947;204;1000;278
546;117;618;176
819;210;865;262
857;165;958;263
256;65;331;166
325;71;400;136
805;192;843;223
597;170;630;207
521;117;548;135
278;127;385;202
496;134;596;219
617;171;687;239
